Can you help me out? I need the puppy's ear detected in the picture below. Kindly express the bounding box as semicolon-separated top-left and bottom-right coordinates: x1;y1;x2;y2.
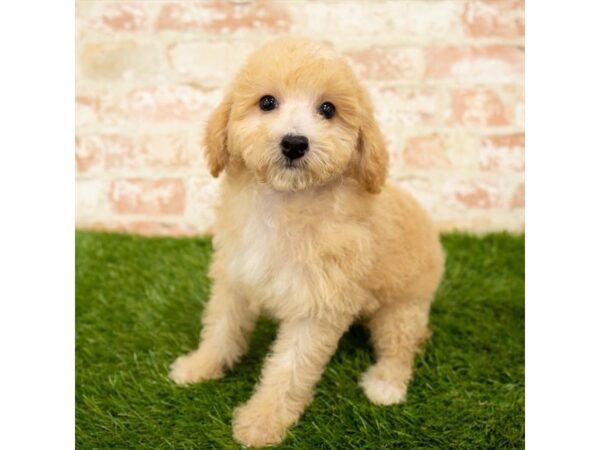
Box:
355;106;389;194
204;93;232;177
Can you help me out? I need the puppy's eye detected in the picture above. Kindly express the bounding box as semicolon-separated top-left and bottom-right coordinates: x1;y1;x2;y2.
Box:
259;95;277;112
318;102;336;119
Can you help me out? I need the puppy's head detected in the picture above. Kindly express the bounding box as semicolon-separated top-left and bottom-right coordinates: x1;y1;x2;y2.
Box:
204;38;388;193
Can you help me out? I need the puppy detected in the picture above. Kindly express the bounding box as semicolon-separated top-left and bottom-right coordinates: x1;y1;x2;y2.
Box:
170;38;445;447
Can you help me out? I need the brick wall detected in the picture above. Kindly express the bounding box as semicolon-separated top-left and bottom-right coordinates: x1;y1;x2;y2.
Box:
75;0;525;236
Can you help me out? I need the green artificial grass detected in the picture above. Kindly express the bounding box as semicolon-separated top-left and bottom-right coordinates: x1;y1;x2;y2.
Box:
76;231;524;449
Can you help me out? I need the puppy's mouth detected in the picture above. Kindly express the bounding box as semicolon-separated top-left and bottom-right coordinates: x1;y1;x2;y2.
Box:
282;158;304;170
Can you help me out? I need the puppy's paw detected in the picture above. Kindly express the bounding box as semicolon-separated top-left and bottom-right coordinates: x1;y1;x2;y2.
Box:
360;365;408;406
232;400;290;447
169;350;223;385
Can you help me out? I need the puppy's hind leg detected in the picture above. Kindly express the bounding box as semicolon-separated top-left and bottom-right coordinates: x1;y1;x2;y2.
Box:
360;298;432;405
169;280;258;385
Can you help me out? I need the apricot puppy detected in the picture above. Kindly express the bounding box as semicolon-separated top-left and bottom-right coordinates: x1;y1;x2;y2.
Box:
170;38;444;447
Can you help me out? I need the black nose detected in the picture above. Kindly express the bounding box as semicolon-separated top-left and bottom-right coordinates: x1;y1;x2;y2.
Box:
281;134;309;160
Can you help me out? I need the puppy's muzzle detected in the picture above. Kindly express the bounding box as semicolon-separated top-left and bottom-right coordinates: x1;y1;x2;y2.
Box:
281;134;309;161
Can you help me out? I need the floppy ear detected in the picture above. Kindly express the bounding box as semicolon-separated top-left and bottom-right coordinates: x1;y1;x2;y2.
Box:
355;108;389;194
204;93;232;177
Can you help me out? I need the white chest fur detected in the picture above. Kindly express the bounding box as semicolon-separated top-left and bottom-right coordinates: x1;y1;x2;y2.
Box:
215;181;373;319
229;189;286;290
221;186;331;317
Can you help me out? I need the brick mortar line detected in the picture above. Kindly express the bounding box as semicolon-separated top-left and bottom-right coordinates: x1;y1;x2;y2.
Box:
75;170;525;184
76;31;525;47
77;210;524;231
75;123;525;135
75;79;525;91
77;155;525;182
79;204;525;221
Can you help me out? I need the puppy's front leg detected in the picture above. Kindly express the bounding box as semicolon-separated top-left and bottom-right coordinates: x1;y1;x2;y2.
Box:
169;280;258;384
232;315;352;447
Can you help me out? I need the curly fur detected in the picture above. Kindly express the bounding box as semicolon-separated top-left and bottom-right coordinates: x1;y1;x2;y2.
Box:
169;38;445;448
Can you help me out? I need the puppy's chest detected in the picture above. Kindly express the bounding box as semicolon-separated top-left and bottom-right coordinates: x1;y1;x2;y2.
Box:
228;199;316;292
217;188;375;317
